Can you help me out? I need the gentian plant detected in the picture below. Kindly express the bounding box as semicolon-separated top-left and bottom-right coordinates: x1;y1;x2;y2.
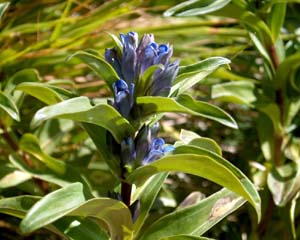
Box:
0;31;261;239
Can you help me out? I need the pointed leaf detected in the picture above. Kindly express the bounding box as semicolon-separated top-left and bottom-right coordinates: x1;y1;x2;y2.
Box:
68;51;119;91
20;183;87;233
133;173;168;236
140;188;245;240
0;165;31;188
137;94;237;129
0;91;20;121
16;82;74;105
163;0;231;17
128;146;261;221
0;2;9;21
268;3;287;41
171;57;230;96
31;97;134;143
4;69;40;95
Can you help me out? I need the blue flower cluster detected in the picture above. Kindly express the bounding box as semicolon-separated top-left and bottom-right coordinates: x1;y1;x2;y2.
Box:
105;32;179;119
105;32;178;166
120;124;174;166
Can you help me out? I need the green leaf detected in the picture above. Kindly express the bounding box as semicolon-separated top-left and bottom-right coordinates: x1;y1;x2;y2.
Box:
68;51;119;92
128;146;261;221
9;154;89;188
63;217;109;240
0;195;40;219
268;3;287;41
31;96;134;143
20;183;87;234
268;162;300;206
0;195;67;238
163;0;231;17
137;94;237;129
67;198;133;240
256;103;282;134
16;82;74;105
0;2;9;21
179;129;201;144
136;64;164;97
171;57;230;96
188;138;222;156
0;165;31;188
133;173;168;237
4;69;41;95
140;188;245;240
18;134;92;192
274;53;300;89
106;32;123;55
211;81;256;105
0;91;20;121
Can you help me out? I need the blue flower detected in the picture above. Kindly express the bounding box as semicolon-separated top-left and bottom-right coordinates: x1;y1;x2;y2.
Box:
113;79;134;119
105;32;179;98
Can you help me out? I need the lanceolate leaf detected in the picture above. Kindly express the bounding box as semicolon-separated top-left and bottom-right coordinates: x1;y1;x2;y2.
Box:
20;183;87;234
163;0;231;17
0;91;20;121
139;188;245;240
16;82;74;105
0;2;9;21
68;51;119;92
31;96;134;143
133;173;168;237
268;2;287;41
20;183;133;239
171;57;230;96
128;146;261;221
137;94;237;129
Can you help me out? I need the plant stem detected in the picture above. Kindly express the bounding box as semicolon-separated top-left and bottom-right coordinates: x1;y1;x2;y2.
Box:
121;181;132;207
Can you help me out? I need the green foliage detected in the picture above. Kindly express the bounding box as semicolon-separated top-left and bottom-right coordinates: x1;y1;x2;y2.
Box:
1;0;300;239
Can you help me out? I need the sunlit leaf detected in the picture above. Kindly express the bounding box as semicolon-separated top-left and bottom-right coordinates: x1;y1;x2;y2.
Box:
133;173;168;236
164;0;231;17
20;183;87;234
0;2;9;21
16;82;74;105
20;183;133;239
68;51;119;92
128;146;261;221
0;91;20;121
31;97;134;143
140;188;245;240
137;94;237;129
171;57;230;96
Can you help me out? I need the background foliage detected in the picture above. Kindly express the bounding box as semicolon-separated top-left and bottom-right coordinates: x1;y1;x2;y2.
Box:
0;0;300;239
